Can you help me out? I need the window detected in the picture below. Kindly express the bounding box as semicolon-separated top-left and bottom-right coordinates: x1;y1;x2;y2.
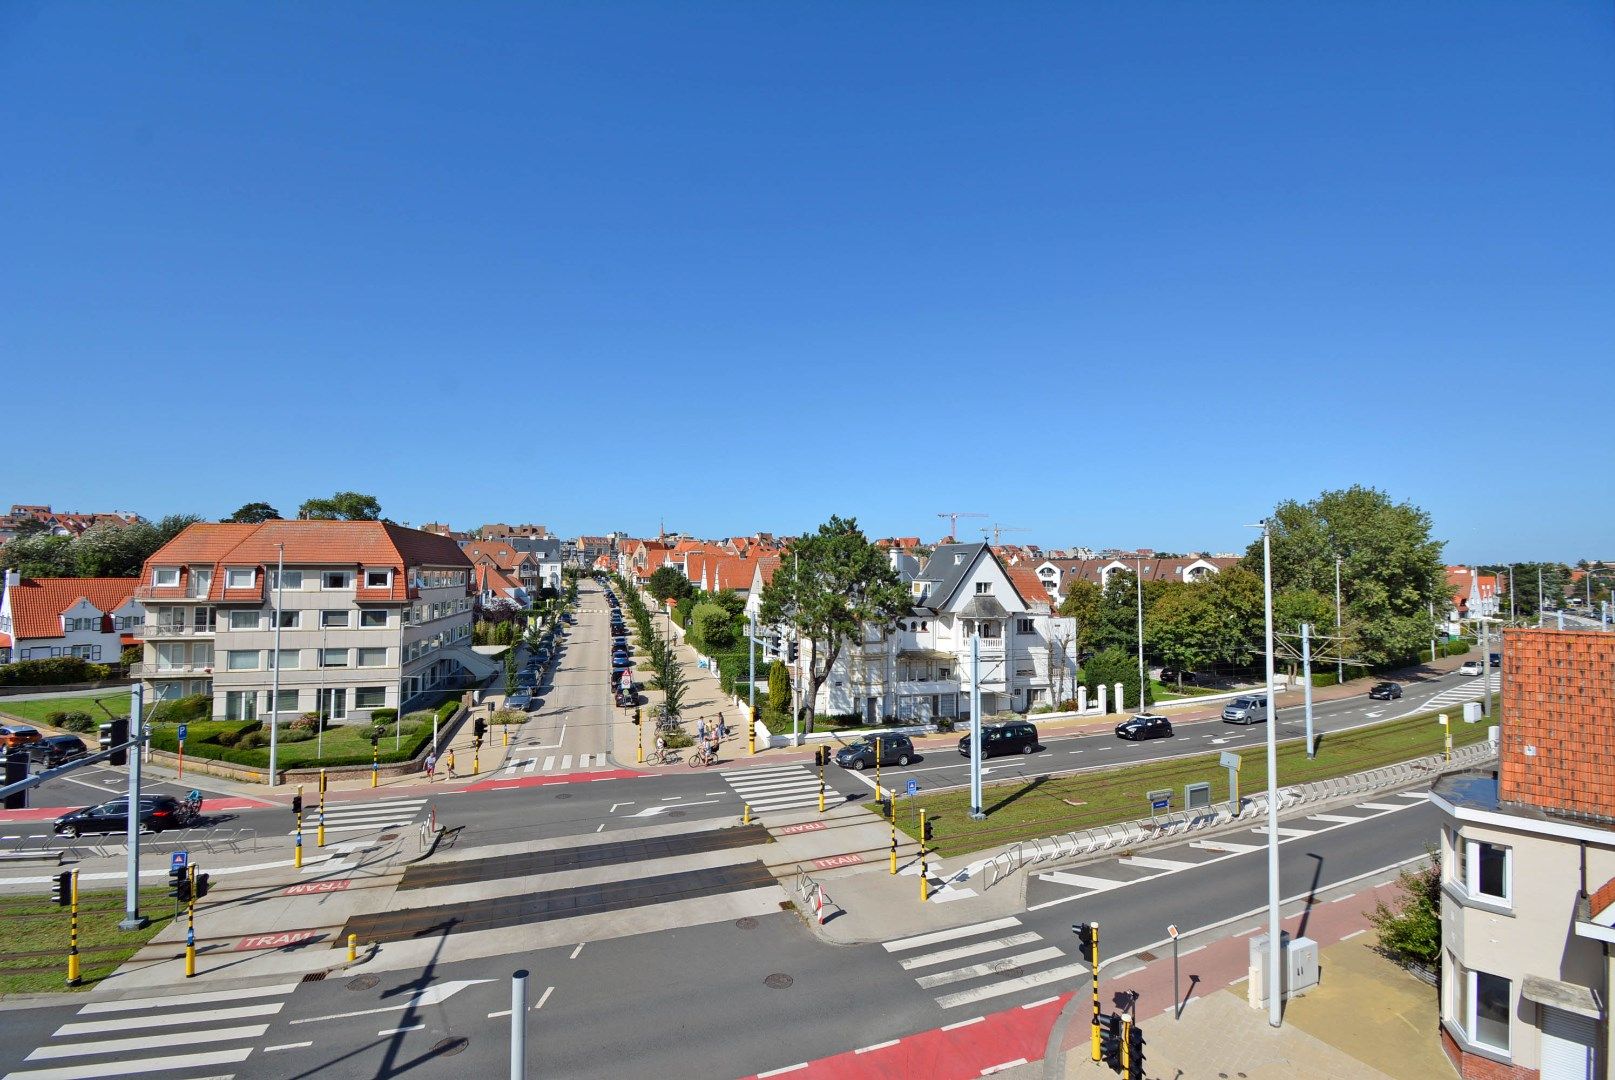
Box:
320;687;347;719
354;686;386;709
226;650;260;671
321;648;349;668
365;569;390;588
269;570;303;589
271;649;301;670
225;690;256;721
194;607;216;632
226;568;256;589
153;568;180;587
937;666;951;680
1456;963;1511;1053
321;610;350;629
229;610;260;630
277;610;300;629
360;610;388;628
1464;840;1511;903
322;571;352;590
64;617;99;632
263;689;298;713
975;582;992;595
1018;618;1035;634
357;647;387;668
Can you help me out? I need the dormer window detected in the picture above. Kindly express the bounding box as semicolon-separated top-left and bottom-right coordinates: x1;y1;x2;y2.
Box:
954;554;964;565
153;568;180;587
226;568;256;589
365;568;391;589
975;582;992;595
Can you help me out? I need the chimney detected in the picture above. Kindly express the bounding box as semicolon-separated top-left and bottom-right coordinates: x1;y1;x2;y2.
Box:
4;568;18;589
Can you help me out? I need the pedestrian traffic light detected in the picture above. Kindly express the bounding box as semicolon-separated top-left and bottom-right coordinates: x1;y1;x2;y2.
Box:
194;872;210;900
51;870;72;907
175;873;193;905
1101;1013;1123;1071
290;794;303;816
474;716;487;739
1073;921;1097;963
922;817;935;842
1126;1023;1144;1080
814;747;828;767
633;707;642;725
168;864;186;900
108;717;129;767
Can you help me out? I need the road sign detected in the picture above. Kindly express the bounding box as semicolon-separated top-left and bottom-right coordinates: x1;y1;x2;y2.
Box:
170;851;188;871
176;723;188;742
1146;788;1172;813
1219;751;1242;771
906;778;919;797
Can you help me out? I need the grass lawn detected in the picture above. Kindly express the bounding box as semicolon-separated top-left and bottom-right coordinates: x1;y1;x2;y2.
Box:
0;692;130;727
0;887;173;995
1149;678;1219;701
910;709;1492;859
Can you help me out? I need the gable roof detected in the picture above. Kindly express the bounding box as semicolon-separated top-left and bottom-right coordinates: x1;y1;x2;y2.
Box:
1005;563;1053;611
915;542;991;612
3;577;139;639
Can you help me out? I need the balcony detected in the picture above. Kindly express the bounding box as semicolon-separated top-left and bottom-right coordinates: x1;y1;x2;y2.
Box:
130;663;213;677
132;623;216;639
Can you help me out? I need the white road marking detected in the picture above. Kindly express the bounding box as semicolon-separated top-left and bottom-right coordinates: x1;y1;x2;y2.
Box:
941;1016;984;1031
982;1059;1029;1075
542;756;556;771
883;917;1021;953
934;963;1092;1010
570;942;585;960
1;1049;254;1079
1357;802;1405;811
1189;840;1261;855
1249;826;1314;838
915;948;1066;989
855;1040;899;1054
377;1024;423;1035
757;1065;809;1078
76;983;299;1013
898;932;1044;970
264;1041;313;1052
536;985;554;1009
1307;814;1369;825
1117;855;1199;872
25;1025;270;1060
55;1003;284;1036
1038;871;1126;892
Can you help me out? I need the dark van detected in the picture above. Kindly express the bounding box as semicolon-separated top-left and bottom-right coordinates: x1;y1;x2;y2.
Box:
958;721;1040;759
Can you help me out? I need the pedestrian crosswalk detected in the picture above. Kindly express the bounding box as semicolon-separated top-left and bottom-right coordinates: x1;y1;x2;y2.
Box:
297;796;428;835
1417;673;1500;713
1028;792;1430;908
882;917;1088;1010
2;981;299;1079
499;751;614;775
719;764;833;814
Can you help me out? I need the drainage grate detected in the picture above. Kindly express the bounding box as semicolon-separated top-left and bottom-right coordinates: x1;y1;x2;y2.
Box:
379;833;400;841
554;793;573;800
346;974;380;991
1138;951;1157;962
431;1036;470;1056
764;973;794;989
302;971;327;983
734;917;759;930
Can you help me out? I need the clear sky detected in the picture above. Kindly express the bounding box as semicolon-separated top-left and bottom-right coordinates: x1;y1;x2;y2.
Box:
3;2;1610;562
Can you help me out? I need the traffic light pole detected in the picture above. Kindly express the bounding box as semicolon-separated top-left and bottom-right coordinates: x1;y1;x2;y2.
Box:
184;865;196;978
67;870;80;986
119;683;148;931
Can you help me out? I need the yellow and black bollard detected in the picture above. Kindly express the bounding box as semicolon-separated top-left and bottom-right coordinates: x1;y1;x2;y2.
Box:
889;805;898;875
1120;1012;1134;1076
66;870;81;986
317;768;327;848
184;866;197;978
918;810;928;902
1087;922;1102;1061
637;711;644;764
742;803;751;826
473;735;481;775
348;933;358;962
293;785;304;869
748;706;757;756
370;729;380;788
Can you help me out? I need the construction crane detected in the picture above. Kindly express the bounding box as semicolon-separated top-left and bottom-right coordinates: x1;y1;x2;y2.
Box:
936;511;986;542
981;524;1031;546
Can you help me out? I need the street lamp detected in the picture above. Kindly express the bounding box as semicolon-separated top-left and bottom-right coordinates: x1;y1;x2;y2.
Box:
1249;519;1282;1029
1334;554;1344;684
268;543;284;787
1134;557;1146;710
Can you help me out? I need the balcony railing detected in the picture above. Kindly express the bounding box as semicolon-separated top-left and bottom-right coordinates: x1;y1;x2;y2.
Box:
132;624;216;639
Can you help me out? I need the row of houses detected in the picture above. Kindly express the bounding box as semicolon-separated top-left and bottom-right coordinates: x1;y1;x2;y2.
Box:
0;504;143;547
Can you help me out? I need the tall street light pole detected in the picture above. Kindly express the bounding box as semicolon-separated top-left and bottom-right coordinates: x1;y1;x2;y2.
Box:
1256;519;1282;1028
1334;555;1343;685
268;543;284;787
1135;558;1146;711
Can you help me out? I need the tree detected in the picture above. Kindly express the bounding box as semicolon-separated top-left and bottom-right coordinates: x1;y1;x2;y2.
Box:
1146;585;1218;687
1204;565;1266;669
1366;857;1441;968
766;660;790;719
689;602;737;653
1080;647;1148;711
1273;588;1338;677
298;492;382;521
647;566;693;606
226;502;281;523
1058;579;1103;660
0;533;76;578
1247;486;1446;667
757;516;910;732
153;514;202;544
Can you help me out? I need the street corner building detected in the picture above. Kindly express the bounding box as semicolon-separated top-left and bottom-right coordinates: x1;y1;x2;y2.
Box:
1430;627;1615;1079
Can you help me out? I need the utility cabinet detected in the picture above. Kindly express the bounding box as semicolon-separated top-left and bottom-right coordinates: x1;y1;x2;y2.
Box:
1247;933;1320;1007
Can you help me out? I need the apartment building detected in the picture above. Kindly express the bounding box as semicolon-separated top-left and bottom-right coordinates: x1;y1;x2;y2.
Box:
137;521;493;723
0;571;142;665
1431;628;1614;1080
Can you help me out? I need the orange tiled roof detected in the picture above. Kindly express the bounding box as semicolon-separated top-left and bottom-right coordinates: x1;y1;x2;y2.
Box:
3;577;138;639
1005;564;1053;611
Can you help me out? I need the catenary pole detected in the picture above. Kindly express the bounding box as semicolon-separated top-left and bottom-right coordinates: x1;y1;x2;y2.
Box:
268;543;284;787
969;633;984;819
1262;521;1282;1028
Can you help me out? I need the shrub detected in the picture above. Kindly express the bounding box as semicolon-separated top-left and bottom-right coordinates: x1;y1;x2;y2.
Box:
663;727;693;749
1080;648;1149;711
289;712;321;732
492;709;525;726
60;711;96;733
435;699;460;724
45;711;69;725
149;694;210;724
120;645;143;669
1055;699;1081;712
403;710;436;727
0;656;97;687
935;716;957;733
280;727;314;743
85;663;112;680
236;731;269;750
1444;639;1472;657
1367;856;1441;968
370;708;398;725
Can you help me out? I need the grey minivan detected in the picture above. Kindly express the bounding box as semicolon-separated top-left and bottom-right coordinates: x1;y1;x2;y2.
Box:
1222;695;1269;724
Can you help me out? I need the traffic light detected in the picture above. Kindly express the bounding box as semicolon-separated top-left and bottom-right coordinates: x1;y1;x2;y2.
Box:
290;794;303;816
633;707;642;725
1101;1013;1123;1071
473;735;482;752
3;753;27;810
194;872;210;900
922;817;935;842
108;717;129;767
813;747;828;768
51;870;72;907
1073;921;1097;964
175;873;193;905
1126;1023;1144;1080
369;728;380;747
474;716;487;740
168;864;187;900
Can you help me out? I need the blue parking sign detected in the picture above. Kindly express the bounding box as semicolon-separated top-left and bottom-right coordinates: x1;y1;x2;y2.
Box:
906;778;919;797
171;851;188;871
176;723;188;742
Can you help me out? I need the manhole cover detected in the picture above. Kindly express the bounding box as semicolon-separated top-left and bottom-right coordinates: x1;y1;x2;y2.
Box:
668;810;686;818
764;973;794;989
554;793;573;800
430;1036;470;1056
346;975;380;991
734;917;759;930
1138;951;1157;962
379;833;399;841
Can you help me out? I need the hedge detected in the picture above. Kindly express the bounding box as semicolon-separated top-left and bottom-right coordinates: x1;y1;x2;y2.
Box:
148;694;211;724
0;657;113;686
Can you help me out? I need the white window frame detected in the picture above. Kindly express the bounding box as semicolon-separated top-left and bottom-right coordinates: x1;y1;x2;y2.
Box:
365;568;391;589
229;610;260;630
322;571;353;590
1465;839;1511;905
1457;963;1512;1054
321;610;351;629
354;686;387;709
153;568;180;587
226;567;256;589
271;649;301;670
356;647;387;668
269;570;303;590
359;609;389;628
320;648;349;668
277;610;301;630
975;582;993;595
226;649;261;671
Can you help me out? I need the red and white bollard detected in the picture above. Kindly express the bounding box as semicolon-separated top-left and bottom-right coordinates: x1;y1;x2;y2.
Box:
815;884;829;925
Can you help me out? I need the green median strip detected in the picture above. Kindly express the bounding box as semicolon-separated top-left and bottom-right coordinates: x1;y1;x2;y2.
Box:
0;888;174;995
897;710;1492;860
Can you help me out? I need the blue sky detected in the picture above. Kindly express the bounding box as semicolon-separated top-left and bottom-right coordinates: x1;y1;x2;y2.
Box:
3;2;1610;561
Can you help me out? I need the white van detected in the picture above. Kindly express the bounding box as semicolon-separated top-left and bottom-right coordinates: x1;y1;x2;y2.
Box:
1222;695;1269;724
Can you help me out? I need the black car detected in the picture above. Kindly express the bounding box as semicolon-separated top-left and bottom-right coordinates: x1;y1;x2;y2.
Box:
31;734;88;766
54;796;186;837
1114;714;1173;741
1488;653;1502;668
834;734;915;771
1368;682;1403;700
958;721;1040;758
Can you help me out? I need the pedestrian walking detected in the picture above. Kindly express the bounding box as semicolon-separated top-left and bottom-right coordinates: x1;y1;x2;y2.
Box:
424;752;437;782
445;749;457;778
717;712;727;740
696;717;707;744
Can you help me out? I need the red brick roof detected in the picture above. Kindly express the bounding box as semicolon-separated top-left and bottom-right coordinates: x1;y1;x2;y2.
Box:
1005;564;1053;611
3;577;138;639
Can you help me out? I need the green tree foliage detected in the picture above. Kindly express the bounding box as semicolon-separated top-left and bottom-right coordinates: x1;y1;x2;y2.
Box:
1058;579;1103;658
1273;588;1338;676
1;515;201;579
757;516;910;733
766;659;791;719
0;533;75;577
1247;486;1446;667
647;566;693;606
225;502;281;523
504;648;518;696
1079;647;1148;710
689;602;737;653
297;491;382;521
1366;858;1441;968
1145;585;1218;686
1478;562;1572;621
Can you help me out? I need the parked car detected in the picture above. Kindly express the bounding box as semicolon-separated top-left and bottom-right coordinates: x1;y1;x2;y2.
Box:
1458;660;1484;676
506;690;533;711
516;671;537;688
1157;669;1197;686
1488;652;1502;668
1367;682;1403;700
30;734;88;766
1114;714;1174;741
0;725;43;750
958;721;1040;759
834;734;915;770
1221;696;1269;724
54;795;187;837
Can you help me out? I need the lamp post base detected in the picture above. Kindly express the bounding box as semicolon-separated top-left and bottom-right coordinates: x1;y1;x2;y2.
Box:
118;915;149;932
